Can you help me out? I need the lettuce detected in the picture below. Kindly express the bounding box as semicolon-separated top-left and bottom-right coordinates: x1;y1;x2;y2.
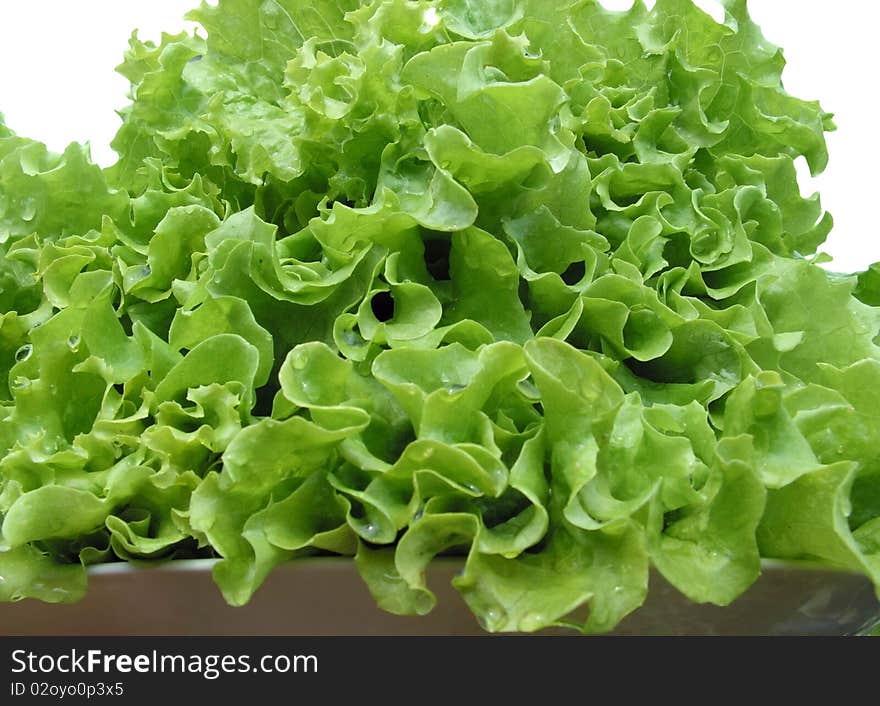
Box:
1;0;878;634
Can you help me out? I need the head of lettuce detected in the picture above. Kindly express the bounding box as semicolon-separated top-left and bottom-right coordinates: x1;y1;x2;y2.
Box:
1;0;879;634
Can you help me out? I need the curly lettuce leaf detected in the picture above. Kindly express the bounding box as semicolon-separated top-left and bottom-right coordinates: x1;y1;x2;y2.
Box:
1;0;876;635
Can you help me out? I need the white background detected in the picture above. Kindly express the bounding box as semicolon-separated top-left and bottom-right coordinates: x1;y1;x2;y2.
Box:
0;1;877;272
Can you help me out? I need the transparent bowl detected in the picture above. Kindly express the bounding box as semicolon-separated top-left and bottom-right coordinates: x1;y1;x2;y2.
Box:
1;558;877;636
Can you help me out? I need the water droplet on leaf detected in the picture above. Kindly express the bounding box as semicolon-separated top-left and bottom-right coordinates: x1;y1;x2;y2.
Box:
519;613;545;632
20;196;37;222
14;344;32;362
482;606;507;630
342;329;365;348
291;352;308;370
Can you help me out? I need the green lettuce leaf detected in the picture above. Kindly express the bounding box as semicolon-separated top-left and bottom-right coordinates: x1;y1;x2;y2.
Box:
1;0;876;635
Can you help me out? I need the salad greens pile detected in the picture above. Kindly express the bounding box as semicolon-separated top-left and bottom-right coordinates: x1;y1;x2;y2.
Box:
2;0;879;634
